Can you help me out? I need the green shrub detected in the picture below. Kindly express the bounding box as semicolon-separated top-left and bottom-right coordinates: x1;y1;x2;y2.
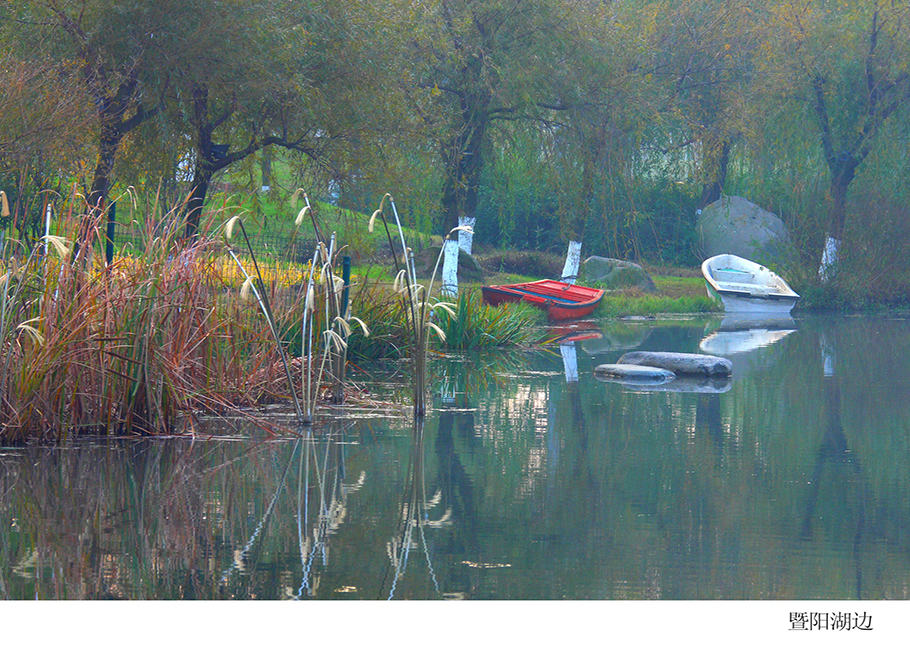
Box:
475;250;564;279
436;291;545;349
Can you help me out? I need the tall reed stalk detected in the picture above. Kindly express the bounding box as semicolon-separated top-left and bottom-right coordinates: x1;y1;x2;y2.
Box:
224;212;302;423
368;193;469;417
293;191;368;424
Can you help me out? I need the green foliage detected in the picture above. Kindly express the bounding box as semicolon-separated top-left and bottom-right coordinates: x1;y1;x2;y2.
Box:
586;179;701;266
436;291;545;350
475;250;564;279
594;292;720;318
336;282;411;361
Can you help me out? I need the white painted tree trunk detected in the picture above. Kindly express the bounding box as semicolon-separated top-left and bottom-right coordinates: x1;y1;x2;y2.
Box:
560;343;579;382
458;216;476;255
560;240;582;284
441;238;459;297
818;236;840;281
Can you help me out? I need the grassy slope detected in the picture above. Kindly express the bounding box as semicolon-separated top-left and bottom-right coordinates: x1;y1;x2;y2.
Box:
101;155;716;316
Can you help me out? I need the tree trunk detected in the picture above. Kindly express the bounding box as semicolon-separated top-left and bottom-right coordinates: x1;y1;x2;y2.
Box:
261;146;272;192
440;120;486;232
561;129;603;283
827;171;852;243
819;157;856;280
697;138;732;212
79;126;124;258
87;128;122;211
440;114;487;297
185;87;216;240
184;168;212;240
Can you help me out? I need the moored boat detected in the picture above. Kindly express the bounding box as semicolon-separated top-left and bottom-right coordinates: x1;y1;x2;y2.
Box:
481;279;605;321
701;254;799;314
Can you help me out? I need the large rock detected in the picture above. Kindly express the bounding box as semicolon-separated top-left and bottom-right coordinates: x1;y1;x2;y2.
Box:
582;257;657;292
696;196;790;261
594;363;676;382
617;351;733;377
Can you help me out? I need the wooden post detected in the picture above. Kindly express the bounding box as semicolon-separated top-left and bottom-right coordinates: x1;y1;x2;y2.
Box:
341;255;351;316
106;202;116;266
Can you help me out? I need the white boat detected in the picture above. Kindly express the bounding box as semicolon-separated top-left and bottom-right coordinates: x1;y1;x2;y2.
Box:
701;254;800;314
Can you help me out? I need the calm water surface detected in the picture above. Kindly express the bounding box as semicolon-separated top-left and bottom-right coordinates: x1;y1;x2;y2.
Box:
2;313;910;600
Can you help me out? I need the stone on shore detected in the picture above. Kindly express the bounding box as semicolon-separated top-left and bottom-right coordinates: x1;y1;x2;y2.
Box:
696;195;790;261
582;256;657;292
594;363;676;382
617;351;733;378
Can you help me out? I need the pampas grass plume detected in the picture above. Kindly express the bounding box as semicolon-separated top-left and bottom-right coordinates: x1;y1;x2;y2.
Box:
295;205;312;227
43;235;71;259
240;276;254;302
225;215;241;241
368;209;381;233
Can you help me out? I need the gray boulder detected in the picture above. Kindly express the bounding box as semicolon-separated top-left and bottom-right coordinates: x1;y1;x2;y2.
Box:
696;196;789;261
582;257;657;292
594;363;676;382
617;351;733;378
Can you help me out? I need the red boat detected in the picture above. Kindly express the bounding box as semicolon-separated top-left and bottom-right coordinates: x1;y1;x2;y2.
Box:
481;279;605;321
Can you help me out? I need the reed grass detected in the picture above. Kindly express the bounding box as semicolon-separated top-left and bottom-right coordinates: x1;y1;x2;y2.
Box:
367;193;466;418
289;192;370;423
436;290;545;349
0;189;369;441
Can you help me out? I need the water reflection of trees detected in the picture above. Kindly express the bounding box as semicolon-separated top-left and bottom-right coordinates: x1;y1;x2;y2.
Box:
583;317;910;599
0;440;230;599
436;321;910;599
0;424;364;599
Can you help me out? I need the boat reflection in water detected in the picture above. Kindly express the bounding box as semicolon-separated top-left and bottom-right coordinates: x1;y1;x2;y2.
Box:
545;321;605;383
700;312;798;381
700;314;797;354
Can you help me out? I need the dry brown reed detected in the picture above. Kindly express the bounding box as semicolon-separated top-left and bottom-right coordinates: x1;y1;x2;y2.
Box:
0;195;315;442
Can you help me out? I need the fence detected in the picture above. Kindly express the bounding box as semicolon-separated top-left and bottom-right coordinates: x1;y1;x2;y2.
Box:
102;202;317;265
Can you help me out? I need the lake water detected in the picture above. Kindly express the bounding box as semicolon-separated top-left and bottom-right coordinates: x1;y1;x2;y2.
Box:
2;313;910;601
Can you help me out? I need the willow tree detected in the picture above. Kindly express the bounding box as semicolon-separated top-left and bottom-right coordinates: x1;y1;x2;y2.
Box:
170;0;421;238
763;1;910;279
0;45;92;234
6;1;202;220
648;0;765;213
402;0;587;294
169;0;331;239
544;0;659;277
